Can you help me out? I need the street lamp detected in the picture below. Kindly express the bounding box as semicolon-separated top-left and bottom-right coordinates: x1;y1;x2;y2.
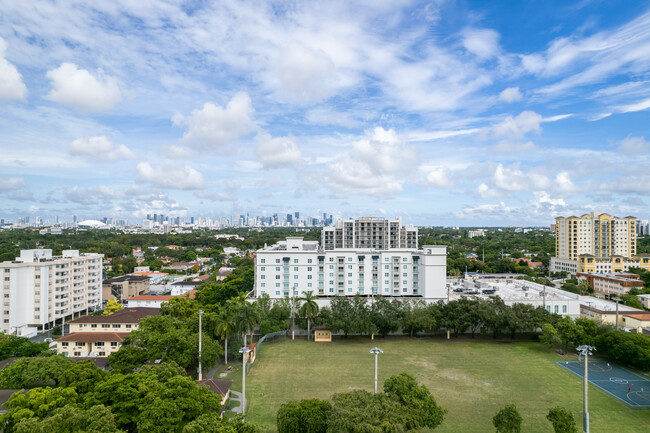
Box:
239;346;252;416
369;347;383;394
198;310;203;381
577;345;595;433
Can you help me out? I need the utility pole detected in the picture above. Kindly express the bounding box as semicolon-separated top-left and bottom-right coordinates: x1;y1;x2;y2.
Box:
198;310;203;381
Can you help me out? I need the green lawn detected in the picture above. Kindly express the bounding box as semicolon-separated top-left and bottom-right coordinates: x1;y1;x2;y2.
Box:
240;337;650;432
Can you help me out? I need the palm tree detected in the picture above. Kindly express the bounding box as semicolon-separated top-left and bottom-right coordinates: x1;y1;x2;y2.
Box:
298;291;319;341
236;302;260;347
215;308;236;365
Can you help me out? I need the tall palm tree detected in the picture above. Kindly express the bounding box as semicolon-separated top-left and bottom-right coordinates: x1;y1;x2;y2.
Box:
215;308;236;365
298;291;319;341
236;302;260;347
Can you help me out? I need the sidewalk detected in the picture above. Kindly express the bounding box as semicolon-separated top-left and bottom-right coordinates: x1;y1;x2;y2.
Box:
229;390;243;413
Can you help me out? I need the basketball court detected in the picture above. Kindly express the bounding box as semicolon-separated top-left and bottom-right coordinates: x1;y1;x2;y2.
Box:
558;361;650;408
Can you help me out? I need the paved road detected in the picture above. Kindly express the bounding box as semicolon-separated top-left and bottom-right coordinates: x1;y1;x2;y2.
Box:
29;324;70;343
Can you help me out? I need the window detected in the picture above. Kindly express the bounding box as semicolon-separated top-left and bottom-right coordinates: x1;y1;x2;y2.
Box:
126;324;132;329
62;342;69;347
308;259;312;263
348;265;352;269
384;273;389;277
403;273;408;277
3;277;8;281
307;283;312;287
102;324;110;329
261;275;265;279
276;267;281;271
95;342;104;347
112;324;120;328
294;267;298;271
554;305;559;313
329;265;334;270
111;342;118;348
91;324;97;328
276;291;280;295
348;257;352;262
562;305;567;313
307;275;312;279
294;259;298;263
276;275;280;280
261;259;265;263
276;283;280;287
261;267;265;271
403;257;408;262
348;273;352;277
276;259;280;263
329;257;334;262
294;275;298;279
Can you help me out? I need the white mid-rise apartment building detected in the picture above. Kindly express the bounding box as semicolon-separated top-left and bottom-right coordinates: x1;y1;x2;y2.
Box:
0;249;103;337
254;237;447;300
321;216;418;250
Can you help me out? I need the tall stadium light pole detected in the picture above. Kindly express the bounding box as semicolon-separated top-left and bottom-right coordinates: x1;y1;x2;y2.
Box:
577;345;595;433
239;347;252;416
369;347;383;394
198;310;203;381
612;297;621;331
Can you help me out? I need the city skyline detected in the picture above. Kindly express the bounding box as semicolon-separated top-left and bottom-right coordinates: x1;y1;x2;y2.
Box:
1;1;650;226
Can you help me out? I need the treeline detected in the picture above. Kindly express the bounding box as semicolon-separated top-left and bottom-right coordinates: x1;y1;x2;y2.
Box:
313;295;558;339
0;357;258;433
541;317;650;371
0;334;50;360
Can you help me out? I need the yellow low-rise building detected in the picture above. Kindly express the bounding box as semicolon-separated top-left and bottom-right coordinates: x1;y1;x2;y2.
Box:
621;313;650;333
314;329;332;342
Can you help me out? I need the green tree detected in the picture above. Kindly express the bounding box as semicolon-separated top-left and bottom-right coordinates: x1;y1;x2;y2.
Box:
298;291;319;341
215;308;237;365
546;407;578;433
493;404;522;433
383;372;447;429
539;323;560;348
183;413;260;433
103;299;124;316
59;360;108;394
236;303;260;347
370;297;402;338
0;356;74;389
13;404;123;433
401;299;436;337
161;297;199;321
0;386;78;433
276;399;331;433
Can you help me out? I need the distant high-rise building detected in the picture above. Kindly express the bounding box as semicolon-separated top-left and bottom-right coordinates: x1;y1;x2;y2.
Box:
287;214;293;224
321;216;418;250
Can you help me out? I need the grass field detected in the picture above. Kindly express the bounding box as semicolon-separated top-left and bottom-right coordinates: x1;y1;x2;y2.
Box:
231;337;650;433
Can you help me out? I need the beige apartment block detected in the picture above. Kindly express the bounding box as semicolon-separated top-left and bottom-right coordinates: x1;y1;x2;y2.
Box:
321;216;418;250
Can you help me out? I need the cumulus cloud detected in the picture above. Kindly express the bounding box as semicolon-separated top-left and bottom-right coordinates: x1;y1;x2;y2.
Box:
0;173;26;191
531;191;567;214
136;162;204;190
45;63;121;111
462;28;501;59
70;136;136;162
426;167;454;188
618;136;648;154
255;133;303;168
499;87;522;102
172;93;256;149
490;164;578;194
492;111;543;139
323;127;418;197
477;183;501;198
0;38;27;102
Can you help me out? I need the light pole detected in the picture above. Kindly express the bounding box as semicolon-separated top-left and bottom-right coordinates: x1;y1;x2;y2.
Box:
239;346;252;416
369;347;383;394
198;310;203;381
577;345;595;433
612;297;621;331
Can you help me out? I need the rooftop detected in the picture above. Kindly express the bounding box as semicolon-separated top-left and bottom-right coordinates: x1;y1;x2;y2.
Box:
197;379;232;397
55;332;130;343
69;308;160;324
104;275;150;283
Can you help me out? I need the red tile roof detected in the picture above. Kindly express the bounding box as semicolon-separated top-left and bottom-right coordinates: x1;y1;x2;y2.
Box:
55;332;130;343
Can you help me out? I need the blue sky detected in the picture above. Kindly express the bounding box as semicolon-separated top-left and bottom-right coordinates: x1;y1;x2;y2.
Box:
1;0;650;226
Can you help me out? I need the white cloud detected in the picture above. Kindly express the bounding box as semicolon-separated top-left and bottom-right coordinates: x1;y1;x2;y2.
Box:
0;173;25;191
492;111;543;139
531;191;567;215
618;136;648;154
272;43;340;103
136;162;204;190
45;63;121;111
616;97;650;114
499;87;522;102
477;183;501;198
426;167;454;188
65;185;124;205
462;28;501;59
159;145;193;159
493;164;528;191
70;136;136;162
323;127;418;197
172;93;256;149
0;37;27;102
255;133;303;168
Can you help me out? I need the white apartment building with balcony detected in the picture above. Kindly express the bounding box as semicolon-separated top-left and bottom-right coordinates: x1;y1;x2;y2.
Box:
0;249;103;337
254;237;447;300
321;216;418;250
